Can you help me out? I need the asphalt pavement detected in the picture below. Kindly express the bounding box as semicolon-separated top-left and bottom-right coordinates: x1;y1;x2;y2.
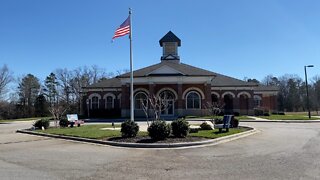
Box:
1;121;320;180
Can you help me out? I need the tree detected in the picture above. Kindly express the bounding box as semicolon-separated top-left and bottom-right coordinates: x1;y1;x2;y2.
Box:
34;94;49;117
0;64;13;100
44;73;59;106
17;74;41;117
261;75;279;86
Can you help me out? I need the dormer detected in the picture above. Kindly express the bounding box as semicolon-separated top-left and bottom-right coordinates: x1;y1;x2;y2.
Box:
159;31;181;62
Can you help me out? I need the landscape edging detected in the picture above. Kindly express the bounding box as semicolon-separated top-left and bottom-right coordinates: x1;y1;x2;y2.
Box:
16;127;257;148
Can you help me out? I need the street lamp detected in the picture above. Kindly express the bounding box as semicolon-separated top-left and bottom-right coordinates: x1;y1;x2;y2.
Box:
304;65;314;119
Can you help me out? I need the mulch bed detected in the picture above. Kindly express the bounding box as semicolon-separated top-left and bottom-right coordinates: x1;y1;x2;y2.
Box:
107;136;208;143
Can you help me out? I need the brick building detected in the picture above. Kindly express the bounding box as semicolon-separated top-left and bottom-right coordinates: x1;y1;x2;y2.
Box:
82;31;278;118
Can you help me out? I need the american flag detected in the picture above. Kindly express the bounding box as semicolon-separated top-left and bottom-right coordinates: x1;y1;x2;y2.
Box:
112;16;130;39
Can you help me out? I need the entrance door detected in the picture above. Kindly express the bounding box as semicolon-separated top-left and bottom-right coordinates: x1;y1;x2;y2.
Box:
159;90;175;116
161;100;174;116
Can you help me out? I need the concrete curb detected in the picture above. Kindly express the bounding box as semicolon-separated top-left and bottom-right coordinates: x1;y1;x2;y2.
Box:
240;120;320;123
16;127;257;149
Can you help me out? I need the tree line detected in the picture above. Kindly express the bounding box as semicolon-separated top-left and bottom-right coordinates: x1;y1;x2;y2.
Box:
247;74;320;113
0;64;128;119
0;63;319;119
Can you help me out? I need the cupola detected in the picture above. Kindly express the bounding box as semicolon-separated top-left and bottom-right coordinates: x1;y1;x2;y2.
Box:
159;31;181;62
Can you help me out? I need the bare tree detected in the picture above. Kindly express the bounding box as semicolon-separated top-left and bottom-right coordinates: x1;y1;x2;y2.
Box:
147;93;172;122
0;64;13;100
204;101;223;124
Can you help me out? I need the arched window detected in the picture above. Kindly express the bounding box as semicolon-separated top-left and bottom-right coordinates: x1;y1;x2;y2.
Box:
211;94;219;103
186;91;201;109
91;96;99;109
254;95;262;107
105;96;114;109
135;92;148;110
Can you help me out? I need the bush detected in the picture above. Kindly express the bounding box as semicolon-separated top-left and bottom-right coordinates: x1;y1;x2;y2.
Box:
231;117;239;128
171;119;190;137
214;118;223;124
233;112;240;116
200;122;213;130
34;119;50;129
263;112;270;116
148;120;171;140
254;108;264;116
121;120;139;137
59;118;69;127
278;112;285;115
189;128;199;133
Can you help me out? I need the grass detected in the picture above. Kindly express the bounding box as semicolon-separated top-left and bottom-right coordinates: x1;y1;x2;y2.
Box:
36;124;147;139
36;124;248;141
0;117;51;123
260;114;319;120
185;115;254;120
189;127;248;139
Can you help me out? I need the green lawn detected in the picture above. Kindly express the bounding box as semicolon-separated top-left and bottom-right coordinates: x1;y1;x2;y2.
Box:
185;115;254;120
37;124;147;139
189;127;248;139
0;117;50;123
36;124;248;140
259;115;319;120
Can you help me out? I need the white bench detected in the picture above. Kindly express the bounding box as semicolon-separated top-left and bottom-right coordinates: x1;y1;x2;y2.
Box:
214;115;233;133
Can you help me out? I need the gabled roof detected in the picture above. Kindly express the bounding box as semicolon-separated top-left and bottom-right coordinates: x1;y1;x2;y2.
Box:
253;84;279;91
159;31;181;46
86;77;121;88
117;61;216;78
212;72;258;87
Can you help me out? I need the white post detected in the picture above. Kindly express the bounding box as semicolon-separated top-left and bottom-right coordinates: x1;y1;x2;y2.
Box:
129;8;134;121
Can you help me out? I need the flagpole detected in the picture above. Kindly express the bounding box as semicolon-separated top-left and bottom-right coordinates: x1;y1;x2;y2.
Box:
129;8;134;121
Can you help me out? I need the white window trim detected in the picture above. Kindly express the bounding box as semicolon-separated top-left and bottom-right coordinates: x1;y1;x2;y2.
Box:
182;87;205;100
222;91;236;98
134;91;148;110
185;91;201;109
237;91;252;98
88;93;101;109
103;93;116;109
156;88;177;100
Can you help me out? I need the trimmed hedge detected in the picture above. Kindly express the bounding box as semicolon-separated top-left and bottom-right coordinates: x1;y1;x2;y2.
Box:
121;120;139;137
34;119;50;129
59;118;69;127
148;120;171;140
171;119;190;137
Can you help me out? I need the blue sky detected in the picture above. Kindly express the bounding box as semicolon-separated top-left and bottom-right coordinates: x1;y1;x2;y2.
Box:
0;0;319;83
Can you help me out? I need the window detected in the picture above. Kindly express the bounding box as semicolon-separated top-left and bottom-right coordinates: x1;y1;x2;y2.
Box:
135;92;148;110
186;91;201;109
254;95;262;107
106;96;113;109
211;94;219;103
91;96;99;109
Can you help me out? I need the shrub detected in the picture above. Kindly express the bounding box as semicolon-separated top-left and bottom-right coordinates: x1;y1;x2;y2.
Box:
171;119;190;137
278;112;285;115
200;122;213;130
148;120;171;140
121;120;139;137
34;119;50;129
189;128;199;133
233;112;240;116
254;108;264;116
263;112;270;116
59;118;69;127
214;118;223;124
231;117;239;128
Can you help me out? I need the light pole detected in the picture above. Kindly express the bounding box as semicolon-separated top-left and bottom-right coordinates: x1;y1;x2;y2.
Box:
304;65;314;119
